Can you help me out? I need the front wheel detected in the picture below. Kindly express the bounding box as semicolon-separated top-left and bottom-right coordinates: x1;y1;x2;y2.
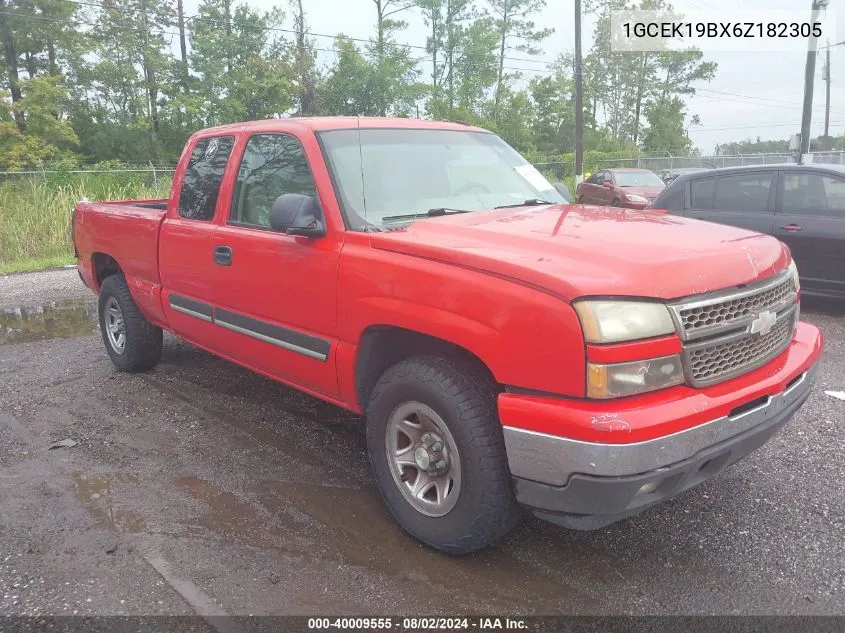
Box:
365;355;520;555
98;274;163;372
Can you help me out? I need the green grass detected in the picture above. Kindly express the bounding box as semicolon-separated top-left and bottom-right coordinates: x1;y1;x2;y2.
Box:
0;255;75;275
0;173;171;274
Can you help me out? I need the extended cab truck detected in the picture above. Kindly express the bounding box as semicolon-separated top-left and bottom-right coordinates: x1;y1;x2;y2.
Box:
72;118;823;554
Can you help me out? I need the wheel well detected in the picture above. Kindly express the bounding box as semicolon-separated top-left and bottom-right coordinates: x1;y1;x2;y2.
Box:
355;326;496;409
92;253;122;288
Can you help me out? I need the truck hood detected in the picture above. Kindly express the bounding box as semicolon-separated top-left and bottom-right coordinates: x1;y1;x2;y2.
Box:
369;205;790;301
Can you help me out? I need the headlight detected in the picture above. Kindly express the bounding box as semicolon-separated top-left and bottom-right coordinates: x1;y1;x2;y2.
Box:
588;355;685;399
574;300;676;344
625;193;649;203
788;259;800;292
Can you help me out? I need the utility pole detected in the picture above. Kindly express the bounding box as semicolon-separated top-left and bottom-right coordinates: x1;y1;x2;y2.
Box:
798;0;828;161
823;43;831;145
177;0;189;96
574;0;584;184
819;39;845;149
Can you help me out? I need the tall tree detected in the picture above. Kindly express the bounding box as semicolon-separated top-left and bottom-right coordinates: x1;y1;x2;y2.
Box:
370;0;419;116
640;97;691;154
290;0;317;115
420;0;476;113
0;1;25;130
0;75;79;168
529;56;576;154
486;0;552;120
88;0;174;157
190;1;295;125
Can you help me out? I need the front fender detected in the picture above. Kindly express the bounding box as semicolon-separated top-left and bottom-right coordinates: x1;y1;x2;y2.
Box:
337;243;586;398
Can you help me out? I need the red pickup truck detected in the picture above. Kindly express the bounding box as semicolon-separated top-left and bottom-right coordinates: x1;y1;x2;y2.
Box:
72;117;823;554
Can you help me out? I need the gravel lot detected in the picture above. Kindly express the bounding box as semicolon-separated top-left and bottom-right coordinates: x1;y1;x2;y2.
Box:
1;268;844;619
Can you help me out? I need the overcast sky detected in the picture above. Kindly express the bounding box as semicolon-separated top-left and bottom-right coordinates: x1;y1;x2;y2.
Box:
185;0;845;154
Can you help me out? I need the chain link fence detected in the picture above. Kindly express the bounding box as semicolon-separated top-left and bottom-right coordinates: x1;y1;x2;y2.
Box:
0;167;176;187
595;151;845;172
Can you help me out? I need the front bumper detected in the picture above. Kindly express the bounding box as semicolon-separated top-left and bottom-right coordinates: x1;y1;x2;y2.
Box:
620;199;653;210
502;324;822;530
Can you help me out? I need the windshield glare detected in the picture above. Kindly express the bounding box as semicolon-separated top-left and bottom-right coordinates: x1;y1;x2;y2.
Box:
613;171;666;187
318;128;565;229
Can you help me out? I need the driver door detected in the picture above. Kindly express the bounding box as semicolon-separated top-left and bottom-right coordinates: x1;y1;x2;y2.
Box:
580;171;605;204
210;132;343;399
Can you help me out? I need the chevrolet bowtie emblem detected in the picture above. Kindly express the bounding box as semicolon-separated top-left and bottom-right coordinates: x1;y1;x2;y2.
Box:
749;310;777;336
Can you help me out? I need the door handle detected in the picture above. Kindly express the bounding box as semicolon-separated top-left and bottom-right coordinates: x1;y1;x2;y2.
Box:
213;245;233;266
780;224;802;232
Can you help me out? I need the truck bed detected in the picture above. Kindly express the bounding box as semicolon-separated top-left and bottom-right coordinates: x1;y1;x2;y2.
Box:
73;198;169;288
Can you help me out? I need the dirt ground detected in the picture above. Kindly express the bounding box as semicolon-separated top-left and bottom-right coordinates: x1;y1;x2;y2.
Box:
1;269;843;620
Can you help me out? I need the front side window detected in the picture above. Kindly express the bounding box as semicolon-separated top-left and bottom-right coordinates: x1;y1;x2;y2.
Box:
589;172;604;185
230;134;317;228
317;128;566;230
178;136;235;221
782;172;845;217
713;172;774;212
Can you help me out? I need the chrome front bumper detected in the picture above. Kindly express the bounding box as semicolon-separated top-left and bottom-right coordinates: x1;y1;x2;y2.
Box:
503;364;816;487
503;364;816;530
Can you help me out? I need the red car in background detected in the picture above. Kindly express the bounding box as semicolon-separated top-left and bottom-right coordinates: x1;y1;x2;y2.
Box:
577;168;666;209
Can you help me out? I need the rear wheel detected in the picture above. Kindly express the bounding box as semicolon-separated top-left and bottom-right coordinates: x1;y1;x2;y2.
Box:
365;355;520;555
98;274;162;372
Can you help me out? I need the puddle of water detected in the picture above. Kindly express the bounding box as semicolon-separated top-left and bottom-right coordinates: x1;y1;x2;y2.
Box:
173;474;586;610
71;472;146;533
258;480;592;610
0;300;97;345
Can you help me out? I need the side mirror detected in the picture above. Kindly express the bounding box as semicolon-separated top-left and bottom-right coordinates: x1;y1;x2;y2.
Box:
270;194;326;238
553;182;572;202
602;181;613;188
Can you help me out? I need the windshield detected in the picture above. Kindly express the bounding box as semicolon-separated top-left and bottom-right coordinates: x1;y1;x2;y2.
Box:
317;128;565;229
613;171;665;187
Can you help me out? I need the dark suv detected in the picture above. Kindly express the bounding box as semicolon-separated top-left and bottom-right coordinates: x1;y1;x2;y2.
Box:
651;164;845;299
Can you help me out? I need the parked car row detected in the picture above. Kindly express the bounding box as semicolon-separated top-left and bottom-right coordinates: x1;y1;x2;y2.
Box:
574;163;844;299
652;163;845;299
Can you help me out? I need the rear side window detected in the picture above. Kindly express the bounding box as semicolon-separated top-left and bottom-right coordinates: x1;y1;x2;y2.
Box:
713;172;774;212
690;178;717;209
178;136;235;221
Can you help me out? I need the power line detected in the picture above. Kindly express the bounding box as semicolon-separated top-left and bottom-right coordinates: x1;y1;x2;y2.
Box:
693;89;845;117
697;122;845;132
51;0;562;67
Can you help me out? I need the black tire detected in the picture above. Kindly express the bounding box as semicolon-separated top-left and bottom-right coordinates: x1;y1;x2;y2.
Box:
365;355;520;555
576;196;585;204
611;198;621;207
98;274;162;372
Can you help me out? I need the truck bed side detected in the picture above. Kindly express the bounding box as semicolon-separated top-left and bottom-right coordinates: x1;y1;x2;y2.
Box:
73;199;168;325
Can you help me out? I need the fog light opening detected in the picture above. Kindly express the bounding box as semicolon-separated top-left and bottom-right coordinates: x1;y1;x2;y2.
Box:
635;481;660;497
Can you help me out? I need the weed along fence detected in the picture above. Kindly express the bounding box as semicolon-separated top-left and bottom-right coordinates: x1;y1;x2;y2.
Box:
0;168;175;274
0;167;176;193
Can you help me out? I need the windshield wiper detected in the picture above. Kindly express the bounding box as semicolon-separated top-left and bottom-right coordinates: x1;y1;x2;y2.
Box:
494;199;555;209
382;208;470;222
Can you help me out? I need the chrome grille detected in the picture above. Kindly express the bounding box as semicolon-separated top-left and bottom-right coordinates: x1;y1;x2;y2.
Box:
686;314;794;386
669;270;798;387
676;275;796;338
